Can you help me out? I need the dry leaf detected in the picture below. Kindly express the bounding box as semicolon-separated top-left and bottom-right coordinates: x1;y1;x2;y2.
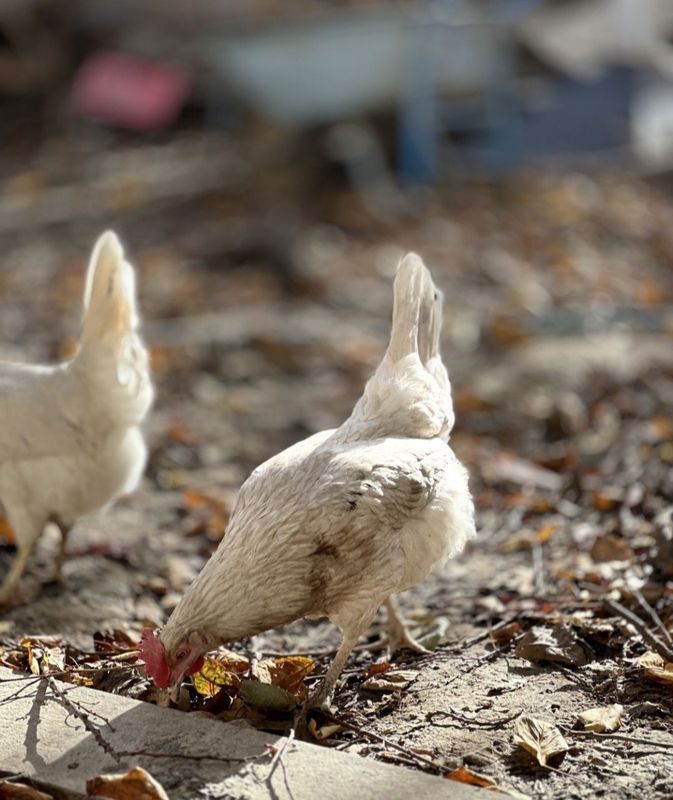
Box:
590;534;633;563
238;679;298;712
514;715;569;767
181;489;232;539
0;782;53;800
515;626;593;667
86;767;168;800
361;669;417;693
639;651;673;686
308;718;345;741
446;766;532;798
446;766;496;788
364;662;391;679
265;656;315;696
536;523;560;543
491;622;522;646
577;704;624;733
416;616;450;651
192;657;241;697
0;517;15;543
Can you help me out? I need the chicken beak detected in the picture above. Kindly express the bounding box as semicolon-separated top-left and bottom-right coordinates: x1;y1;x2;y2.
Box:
168;665;191;702
169;682;182;703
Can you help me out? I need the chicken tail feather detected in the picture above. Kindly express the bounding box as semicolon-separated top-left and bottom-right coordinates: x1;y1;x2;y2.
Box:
385;253;434;363
81;231;139;346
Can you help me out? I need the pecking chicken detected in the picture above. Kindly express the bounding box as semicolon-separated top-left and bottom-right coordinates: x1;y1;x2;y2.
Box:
0;231;153;605
141;254;475;707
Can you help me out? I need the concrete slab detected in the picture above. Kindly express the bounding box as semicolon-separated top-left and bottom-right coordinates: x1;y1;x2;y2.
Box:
0;668;487;800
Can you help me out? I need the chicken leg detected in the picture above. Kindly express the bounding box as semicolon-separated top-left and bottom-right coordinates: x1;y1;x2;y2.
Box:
0;541;35;605
307;606;381;711
52;523;71;583
384;597;429;655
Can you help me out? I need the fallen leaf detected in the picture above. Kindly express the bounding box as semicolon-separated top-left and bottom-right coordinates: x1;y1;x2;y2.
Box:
592;489;622;511
0;517;15;543
308;718;345;741
446;766;496;788
638;651;673;686
180;489;232;540
577;704;624;733
515;625;593;667
192;657;241;698
265;656;315;697
416;616;450;651
590;534;633;563
361;669;417;693
238;679;298;712
491;622;522;646
536;523;560;543
0;781;53;800
514;715;569;767
86;767;168;800
365;661;392;678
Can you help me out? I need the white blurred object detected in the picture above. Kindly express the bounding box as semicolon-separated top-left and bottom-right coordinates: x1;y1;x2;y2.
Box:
210;8;500;124
0;232;153;604
518;0;673;79
632;78;673;168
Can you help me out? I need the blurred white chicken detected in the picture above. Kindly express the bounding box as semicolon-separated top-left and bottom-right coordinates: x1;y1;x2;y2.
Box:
0;231;153;605
142;254;475;708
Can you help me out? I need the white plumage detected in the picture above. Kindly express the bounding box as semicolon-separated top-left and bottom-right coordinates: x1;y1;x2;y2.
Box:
0;231;153;604
144;253;475;707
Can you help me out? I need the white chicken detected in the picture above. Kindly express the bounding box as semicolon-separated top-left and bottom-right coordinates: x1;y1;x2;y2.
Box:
141;254;475;708
0;231;153;605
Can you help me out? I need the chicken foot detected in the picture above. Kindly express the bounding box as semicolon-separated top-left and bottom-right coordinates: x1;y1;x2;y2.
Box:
384;596;430;655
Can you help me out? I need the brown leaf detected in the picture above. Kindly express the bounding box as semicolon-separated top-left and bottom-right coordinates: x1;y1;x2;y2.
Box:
514;715;569;767
0;516;15;543
446;766;496;788
515;625;593;667
536;523;559;543
577;704;624;733
0;782;53;800
639;651;673;686
86;767;168;800
265;656;315;696
592;489;622;511
590;534;633;563
491;622;522;646
361;669;417;693
180;489;233;540
308;718;345;741
365;661;392;678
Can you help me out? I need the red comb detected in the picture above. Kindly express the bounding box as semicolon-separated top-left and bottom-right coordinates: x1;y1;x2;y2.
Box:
140;627;171;688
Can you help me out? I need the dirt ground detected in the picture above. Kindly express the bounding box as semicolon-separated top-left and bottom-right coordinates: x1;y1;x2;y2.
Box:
1;131;673;799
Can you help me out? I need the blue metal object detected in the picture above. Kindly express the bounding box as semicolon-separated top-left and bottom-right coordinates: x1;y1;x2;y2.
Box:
398;0;542;183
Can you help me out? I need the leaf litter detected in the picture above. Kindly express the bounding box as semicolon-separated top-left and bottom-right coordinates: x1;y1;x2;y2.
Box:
1;166;673;798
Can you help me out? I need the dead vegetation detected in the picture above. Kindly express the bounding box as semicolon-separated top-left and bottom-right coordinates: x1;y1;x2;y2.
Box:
1;135;673;798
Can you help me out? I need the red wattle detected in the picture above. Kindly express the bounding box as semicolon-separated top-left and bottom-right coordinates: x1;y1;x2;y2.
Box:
187;655;205;675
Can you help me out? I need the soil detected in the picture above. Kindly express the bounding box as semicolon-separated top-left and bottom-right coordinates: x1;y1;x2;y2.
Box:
1;131;673;799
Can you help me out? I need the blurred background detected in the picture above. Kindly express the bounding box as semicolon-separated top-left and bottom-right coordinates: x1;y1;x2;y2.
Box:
3;6;673;791
2;0;673;636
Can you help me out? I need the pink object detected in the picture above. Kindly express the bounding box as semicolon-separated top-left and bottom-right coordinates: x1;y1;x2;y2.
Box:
69;52;191;132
